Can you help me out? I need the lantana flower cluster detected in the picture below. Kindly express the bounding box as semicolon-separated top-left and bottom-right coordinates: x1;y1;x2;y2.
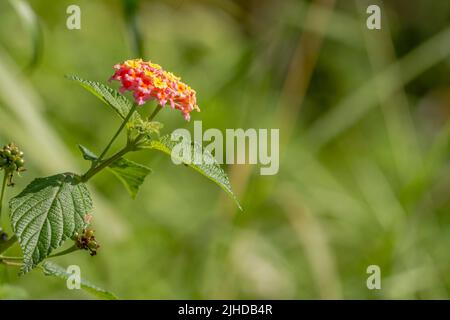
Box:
111;59;199;121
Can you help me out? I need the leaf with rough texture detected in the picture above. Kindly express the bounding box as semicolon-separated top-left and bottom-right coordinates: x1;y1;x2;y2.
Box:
145;134;242;210
67;75;139;120
9;173;93;274
40;261;117;300
78;145;151;199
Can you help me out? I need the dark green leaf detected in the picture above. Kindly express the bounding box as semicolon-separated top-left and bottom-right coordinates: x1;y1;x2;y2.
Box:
8;0;43;72
66;75;139;120
9;173;93;274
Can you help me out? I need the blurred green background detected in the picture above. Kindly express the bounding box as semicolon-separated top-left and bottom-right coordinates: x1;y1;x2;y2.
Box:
0;0;450;299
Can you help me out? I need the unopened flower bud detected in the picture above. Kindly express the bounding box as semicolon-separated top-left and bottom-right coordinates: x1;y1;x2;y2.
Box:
15;158;25;167
0;143;26;186
74;227;100;256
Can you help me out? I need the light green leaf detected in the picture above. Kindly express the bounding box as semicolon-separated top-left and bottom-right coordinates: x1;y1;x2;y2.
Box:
145;134;242;210
66;75;139;120
40;261;117;300
108;158;152;199
78;145;151;199
9;173;93;274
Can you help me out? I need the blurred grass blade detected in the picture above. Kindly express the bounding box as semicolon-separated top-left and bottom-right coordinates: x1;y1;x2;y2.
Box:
306;26;450;151
357;0;423;182
122;0;144;57
8;0;43;72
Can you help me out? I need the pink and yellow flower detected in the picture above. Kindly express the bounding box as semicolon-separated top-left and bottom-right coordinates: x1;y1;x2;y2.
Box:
110;59;199;121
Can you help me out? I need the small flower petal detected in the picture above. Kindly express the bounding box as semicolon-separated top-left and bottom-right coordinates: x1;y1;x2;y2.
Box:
111;59;200;121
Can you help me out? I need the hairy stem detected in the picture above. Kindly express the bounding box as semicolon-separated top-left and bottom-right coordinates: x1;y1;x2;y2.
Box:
148;105;162;121
48;245;79;258
81;145;132;182
0;170;7;223
97;103;138;163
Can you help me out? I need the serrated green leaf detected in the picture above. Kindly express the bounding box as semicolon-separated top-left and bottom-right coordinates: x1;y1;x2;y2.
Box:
66;75;139;120
145;134;242;210
9;173;93;274
78;145;151;199
40;261;117;300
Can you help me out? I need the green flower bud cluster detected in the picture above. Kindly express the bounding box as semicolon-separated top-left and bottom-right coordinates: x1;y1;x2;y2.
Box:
0;143;25;186
74;228;100;256
127;118;163;144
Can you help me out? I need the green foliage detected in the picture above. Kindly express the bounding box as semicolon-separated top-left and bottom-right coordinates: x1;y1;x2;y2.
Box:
129;118;163;138
108;158;152;199
67;75;139;120
79;144;151;199
40;261;117;300
8;0;43;71
0;284;28;299
78;144;97;162
146;134;242;210
9;173;92;274
0;0;448;300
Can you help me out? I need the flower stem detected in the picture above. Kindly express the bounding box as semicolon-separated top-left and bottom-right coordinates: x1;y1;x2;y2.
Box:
0;255;22;260
148;105;162;121
0;170;8;223
97;103;138;163
48;245;79;258
81;145;132;182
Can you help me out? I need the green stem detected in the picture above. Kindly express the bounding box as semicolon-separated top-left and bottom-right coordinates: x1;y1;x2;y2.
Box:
97;103;138;163
81;145;132;182
0;260;22;267
0;243;79;264
48;245;79;258
0;170;8;223
148;105;162;121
